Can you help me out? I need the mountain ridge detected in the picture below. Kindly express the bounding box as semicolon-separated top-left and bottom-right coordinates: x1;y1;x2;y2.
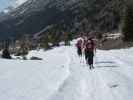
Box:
0;0;126;40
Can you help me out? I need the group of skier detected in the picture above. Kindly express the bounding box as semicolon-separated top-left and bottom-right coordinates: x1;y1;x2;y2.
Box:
76;33;96;69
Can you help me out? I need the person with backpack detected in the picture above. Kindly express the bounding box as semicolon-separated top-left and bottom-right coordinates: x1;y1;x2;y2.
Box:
75;34;86;63
84;36;96;69
76;36;84;57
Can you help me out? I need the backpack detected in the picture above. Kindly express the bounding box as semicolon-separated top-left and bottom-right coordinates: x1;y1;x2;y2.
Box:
85;39;94;51
76;39;83;48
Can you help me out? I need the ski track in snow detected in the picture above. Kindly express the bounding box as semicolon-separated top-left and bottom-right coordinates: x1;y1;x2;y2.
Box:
49;47;133;100
0;45;133;100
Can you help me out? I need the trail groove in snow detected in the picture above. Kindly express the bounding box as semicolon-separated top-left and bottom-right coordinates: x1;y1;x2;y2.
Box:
0;46;133;100
49;47;133;100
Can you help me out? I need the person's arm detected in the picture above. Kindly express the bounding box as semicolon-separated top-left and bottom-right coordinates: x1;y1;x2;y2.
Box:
93;39;97;54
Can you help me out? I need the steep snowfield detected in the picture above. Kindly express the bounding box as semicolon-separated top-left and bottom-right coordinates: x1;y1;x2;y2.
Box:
0;44;133;100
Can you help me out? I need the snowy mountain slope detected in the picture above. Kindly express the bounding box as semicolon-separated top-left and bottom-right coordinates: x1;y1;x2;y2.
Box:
0;0;126;39
0;43;133;100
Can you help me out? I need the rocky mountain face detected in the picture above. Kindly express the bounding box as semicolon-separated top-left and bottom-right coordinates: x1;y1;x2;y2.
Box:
0;0;127;40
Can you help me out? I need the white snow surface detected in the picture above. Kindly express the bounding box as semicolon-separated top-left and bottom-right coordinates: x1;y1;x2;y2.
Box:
0;43;133;100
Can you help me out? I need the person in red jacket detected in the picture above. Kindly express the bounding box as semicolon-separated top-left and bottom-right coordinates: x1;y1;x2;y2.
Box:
76;36;84;57
84;37;96;69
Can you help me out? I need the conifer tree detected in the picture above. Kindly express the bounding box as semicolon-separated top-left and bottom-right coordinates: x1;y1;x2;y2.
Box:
122;3;133;41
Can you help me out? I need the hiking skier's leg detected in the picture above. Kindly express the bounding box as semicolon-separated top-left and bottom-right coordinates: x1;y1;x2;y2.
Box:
77;47;82;63
84;50;88;64
87;51;94;69
86;54;91;69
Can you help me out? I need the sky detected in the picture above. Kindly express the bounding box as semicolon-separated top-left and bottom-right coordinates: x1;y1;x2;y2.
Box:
0;0;12;11
0;0;27;12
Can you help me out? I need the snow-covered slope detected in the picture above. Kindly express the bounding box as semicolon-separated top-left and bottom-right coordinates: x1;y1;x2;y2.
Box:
0;43;133;100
